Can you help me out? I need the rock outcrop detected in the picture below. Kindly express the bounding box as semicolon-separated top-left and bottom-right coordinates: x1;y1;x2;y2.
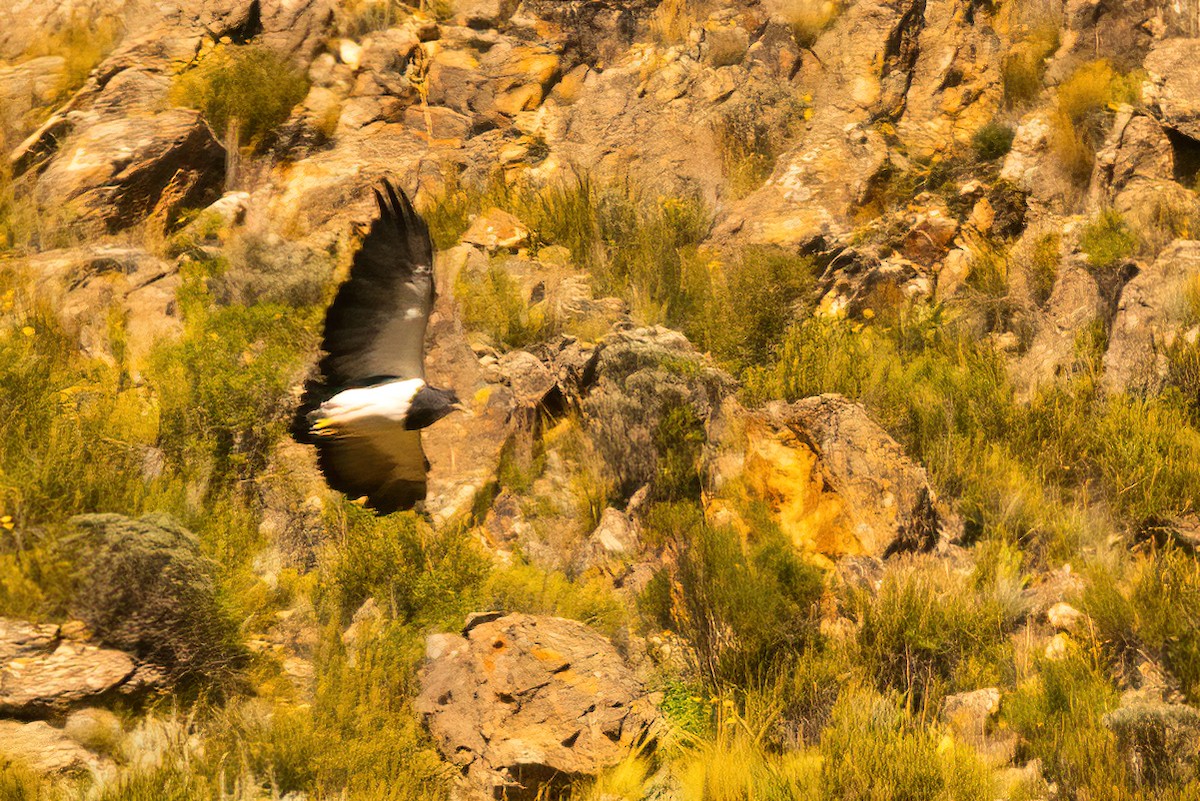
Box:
417;613;657;799
1103;240;1200;395
0;619;137;715
708;394;953;558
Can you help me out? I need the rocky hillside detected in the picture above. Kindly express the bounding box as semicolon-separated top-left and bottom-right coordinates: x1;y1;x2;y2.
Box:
2;0;1200;798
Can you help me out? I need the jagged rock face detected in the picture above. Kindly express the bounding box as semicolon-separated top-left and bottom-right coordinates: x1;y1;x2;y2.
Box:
1103;240;1200;396
0;619;138;715
708;394;952;558
1144;38;1200;142
1012;252;1104;398
417;613;657;799
36;109;225;233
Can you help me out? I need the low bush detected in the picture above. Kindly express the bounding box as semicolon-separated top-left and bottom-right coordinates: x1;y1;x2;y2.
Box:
1079;208;1138;272
67;513;244;684
1050;61;1141;186
454;259;547;349
171;44;309;150
661;503;825;687
486;561;628;641
971;122;1016;161
850;558;1020;710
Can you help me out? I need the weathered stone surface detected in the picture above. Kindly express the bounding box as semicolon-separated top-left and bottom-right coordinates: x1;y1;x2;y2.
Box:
708;394;952;559
1144;38;1200;141
417;614;657;798
35;109;225;233
0;625;136;714
0;720;102;775
461;207;530;250
1090;110;1176;204
0;56;66;139
1103;240;1200;395
0;618;60;664
1012;253;1105;398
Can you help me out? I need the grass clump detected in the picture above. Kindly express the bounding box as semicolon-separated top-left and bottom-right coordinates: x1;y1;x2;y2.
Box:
1002;25;1059;107
652;502;825;687
1050;60;1142;186
714;86;809;198
776;0;845;48
850;558;1020;710
486;561;628;641
21;14;124;99
1083;548;1200;703
171;44;309;150
971;122;1016;161
1020;230;1061;306
1079;208;1138;272
454;259;547;349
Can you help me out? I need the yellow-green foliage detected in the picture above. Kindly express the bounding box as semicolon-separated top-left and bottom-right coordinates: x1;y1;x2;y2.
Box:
1023;230;1061;306
821;687;995;801
850;558;1021;709
651;502;825;687
1002;25;1059;107
324;502;488;625
486;561;628;640
171;44;309;149
1085;548;1200;703
649;0;703;45
1004;651;1128;798
1051;61;1142;185
714;87;809;198
454;259;547;349
1079;208;1138;271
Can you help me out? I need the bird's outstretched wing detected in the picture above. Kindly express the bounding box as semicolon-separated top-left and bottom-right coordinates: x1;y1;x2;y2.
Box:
318;180;434;385
314;427;428;514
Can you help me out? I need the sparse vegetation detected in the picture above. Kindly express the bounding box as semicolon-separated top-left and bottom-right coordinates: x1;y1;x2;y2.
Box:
1050;60;1142;186
170;44;309;150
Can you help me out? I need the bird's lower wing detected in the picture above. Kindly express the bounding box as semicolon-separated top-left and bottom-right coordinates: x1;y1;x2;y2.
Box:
313;426;428;514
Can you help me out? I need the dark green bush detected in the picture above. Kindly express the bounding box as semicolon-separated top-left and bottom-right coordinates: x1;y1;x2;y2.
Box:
171;44;309;150
67;513;244;684
971;122;1016;161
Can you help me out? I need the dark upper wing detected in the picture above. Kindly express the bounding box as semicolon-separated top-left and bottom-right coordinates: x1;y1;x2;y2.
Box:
314;427;428;514
319;180;434;385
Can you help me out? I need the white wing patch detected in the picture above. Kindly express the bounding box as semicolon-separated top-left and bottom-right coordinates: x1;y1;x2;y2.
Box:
315;378;425;432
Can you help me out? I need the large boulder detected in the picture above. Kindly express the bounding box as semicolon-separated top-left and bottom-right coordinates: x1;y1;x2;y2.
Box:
1103;240;1200;395
417;613;657;799
1144;38;1200;142
708;394;954;558
34;108;225;233
0;619;137;715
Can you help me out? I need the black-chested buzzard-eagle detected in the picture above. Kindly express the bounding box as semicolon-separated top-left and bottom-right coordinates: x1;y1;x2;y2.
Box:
293;180;461;514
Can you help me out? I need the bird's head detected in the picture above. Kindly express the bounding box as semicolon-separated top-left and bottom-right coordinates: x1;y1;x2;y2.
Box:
405;384;469;430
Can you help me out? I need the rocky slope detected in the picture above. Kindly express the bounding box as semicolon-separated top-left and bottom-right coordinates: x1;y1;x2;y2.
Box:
2;0;1200;798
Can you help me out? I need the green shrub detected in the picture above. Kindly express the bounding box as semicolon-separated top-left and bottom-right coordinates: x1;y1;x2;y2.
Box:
664;503;825;687
324;503;489;627
67;513;244;684
971;122;1016;161
1079;208;1138;272
850;559;1019;710
1023;230;1061;306
171;44;309;150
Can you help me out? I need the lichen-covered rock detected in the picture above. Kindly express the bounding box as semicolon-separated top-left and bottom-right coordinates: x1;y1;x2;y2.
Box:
1144;38;1200;141
417;613;657;799
582;326;734;499
708;394;954;559
0;620;137;715
0;720;103;775
1103;240;1200;395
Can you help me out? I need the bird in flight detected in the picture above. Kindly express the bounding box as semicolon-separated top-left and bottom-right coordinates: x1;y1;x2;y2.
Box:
294;180;462;513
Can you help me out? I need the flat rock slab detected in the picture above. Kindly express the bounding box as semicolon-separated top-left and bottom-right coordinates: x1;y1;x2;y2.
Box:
417;613;656;799
0;619;136;715
0;719;100;775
